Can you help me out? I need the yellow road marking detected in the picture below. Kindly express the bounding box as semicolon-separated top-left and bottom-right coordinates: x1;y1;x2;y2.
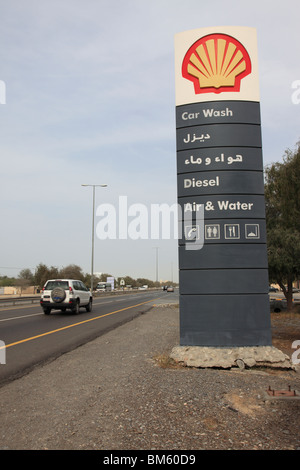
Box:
0;298;160;350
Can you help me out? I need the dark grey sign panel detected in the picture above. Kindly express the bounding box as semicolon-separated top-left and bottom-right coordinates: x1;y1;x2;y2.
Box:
175;29;271;348
179;218;267;244
176;123;262;151
178;195;266;220
176;101;261;127
178;244;268;269
179;269;269;294
179;294;272;347
177;147;263;173
177;170;264;197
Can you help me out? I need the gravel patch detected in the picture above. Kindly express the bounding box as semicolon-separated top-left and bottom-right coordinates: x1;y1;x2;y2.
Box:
0;305;299;450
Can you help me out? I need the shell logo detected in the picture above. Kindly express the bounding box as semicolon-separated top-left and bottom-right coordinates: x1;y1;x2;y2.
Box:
182;33;252;94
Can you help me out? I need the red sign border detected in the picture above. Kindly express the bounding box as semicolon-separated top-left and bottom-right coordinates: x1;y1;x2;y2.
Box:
182;33;252;95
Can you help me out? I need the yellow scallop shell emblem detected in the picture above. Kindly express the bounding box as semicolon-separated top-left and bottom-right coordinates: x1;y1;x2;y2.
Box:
182;33;252;94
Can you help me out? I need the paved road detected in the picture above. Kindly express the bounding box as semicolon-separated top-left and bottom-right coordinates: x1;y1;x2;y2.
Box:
0;290;168;386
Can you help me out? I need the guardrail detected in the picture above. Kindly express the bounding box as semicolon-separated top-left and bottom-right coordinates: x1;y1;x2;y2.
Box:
0;296;41;307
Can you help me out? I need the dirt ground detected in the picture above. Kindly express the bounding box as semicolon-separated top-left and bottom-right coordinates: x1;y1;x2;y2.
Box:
271;309;300;360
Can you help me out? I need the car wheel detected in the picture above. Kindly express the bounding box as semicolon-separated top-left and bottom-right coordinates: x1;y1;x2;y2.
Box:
51;287;66;303
43;307;51;315
73;300;80;314
86;299;92;312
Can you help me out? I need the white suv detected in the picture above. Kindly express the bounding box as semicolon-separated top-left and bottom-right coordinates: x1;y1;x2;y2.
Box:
40;279;93;315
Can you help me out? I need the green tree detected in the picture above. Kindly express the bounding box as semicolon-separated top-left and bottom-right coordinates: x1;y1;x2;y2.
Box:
59;264;85;280
122;276;137;288
265;141;300;309
34;263;59;288
0;276;16;287
15;269;34;294
136;278;155;288
98;273;113;282
18;268;34;283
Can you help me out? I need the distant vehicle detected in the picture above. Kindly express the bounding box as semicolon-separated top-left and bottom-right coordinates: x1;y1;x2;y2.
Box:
284;286;300;293
40;279;92;315
96;282;112;292
270;299;287;313
269;286;278;292
167;286;174;292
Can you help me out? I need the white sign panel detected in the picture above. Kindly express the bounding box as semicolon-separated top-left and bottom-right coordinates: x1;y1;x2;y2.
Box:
175;26;260;105
107;276;114;290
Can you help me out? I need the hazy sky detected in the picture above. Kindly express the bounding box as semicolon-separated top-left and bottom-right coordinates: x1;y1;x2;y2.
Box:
0;0;299;283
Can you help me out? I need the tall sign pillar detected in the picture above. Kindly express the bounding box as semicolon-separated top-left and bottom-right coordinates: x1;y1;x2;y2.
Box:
175;27;272;347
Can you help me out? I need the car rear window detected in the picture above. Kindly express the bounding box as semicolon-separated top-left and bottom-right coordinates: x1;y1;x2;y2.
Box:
44;281;69;290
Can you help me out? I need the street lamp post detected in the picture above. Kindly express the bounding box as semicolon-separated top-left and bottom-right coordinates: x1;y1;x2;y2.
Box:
153;247;159;283
81;184;107;293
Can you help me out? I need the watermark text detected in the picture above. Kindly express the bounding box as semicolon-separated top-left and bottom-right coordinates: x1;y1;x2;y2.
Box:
291;80;300;104
292;340;300;365
0;80;6;104
95;196;204;250
0;340;6;364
